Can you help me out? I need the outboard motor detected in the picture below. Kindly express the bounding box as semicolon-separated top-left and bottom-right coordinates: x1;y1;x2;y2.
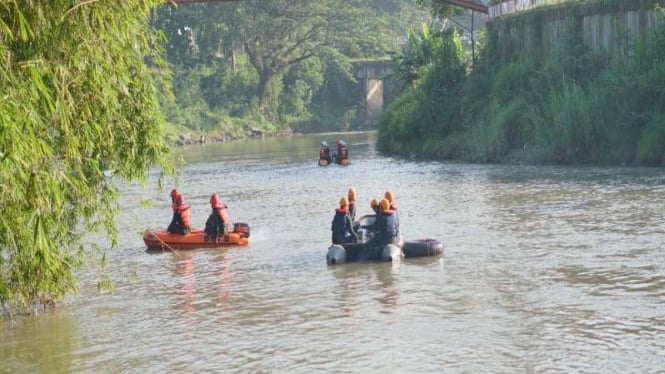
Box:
327;244;346;265
380;243;404;262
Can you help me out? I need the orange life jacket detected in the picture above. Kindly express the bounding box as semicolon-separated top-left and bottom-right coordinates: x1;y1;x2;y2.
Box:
214;206;229;224
174;204;192;227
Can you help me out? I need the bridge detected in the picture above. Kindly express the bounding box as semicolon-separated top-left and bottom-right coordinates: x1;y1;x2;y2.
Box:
352;60;397;127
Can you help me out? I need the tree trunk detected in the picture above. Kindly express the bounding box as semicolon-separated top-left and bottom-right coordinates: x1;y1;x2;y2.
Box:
257;70;273;116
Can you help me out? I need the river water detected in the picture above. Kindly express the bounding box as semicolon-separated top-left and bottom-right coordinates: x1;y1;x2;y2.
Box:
2;131;664;373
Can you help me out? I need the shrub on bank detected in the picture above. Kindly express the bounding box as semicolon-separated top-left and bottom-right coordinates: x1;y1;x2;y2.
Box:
379;5;665;166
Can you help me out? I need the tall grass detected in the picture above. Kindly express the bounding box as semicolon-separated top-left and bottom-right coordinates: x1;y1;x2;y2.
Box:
379;6;665;166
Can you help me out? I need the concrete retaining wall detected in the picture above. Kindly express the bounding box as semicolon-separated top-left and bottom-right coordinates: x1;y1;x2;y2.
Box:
487;0;665;62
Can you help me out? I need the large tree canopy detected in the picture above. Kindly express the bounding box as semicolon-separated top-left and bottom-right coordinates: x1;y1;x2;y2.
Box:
154;1;433;131
227;0;375;117
0;1;170;314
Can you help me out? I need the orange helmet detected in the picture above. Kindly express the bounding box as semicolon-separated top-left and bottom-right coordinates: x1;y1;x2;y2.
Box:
370;198;379;209
384;190;394;203
347;187;356;201
170;189;179;198
339;196;349;207
379;198;390;212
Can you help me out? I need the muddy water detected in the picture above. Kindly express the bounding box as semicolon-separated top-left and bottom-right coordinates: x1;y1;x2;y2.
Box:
2;132;664;373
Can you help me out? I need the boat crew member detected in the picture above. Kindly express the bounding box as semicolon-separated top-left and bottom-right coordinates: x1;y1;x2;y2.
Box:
331;196;358;245
319;141;332;164
375;198;399;247
168;191;192;235
384;190;400;235
336;140;349;164
370;198;381;215
205;193;230;241
347;187;357;223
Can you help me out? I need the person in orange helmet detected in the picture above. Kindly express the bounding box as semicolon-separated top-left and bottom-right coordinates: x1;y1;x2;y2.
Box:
204;193;230;241
384;190;400;235
167;191;192;235
375;198;399;246
331;196;358;245
347;187;357;223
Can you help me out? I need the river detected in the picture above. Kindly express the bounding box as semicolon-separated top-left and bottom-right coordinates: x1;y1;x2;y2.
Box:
2;131;664;373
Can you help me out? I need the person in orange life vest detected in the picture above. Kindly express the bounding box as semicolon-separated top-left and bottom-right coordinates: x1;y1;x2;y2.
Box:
336;140;348;164
347;187;357;223
370;198;381;215
374;198;399;246
319;141;332;164
331;196;358;245
364;198;381;241
384;190;400;235
168;191;192;235
205;193;230;241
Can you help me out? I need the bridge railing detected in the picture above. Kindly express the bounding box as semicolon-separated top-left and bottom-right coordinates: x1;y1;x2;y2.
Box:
488;0;575;18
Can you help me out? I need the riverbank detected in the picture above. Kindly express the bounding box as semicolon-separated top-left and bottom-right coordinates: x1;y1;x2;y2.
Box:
378;2;665;167
165;126;294;147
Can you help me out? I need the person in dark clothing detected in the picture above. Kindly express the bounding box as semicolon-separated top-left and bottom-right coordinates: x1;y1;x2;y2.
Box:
370;198;380;215
336;140;349;165
204;193;230;241
374;198;399;247
167;191;192;235
319;141;332;165
331;196;358;245
384;190;400;236
360;198;381;243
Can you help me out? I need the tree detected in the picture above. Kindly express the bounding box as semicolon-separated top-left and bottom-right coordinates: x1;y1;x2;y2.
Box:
226;0;375;118
0;1;171;314
416;0;458;19
389;23;443;91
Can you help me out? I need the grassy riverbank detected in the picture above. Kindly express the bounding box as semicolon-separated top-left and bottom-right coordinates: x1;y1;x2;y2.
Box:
378;4;665;166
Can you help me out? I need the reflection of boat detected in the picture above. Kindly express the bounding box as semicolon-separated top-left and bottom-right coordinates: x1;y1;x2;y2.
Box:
326;215;443;265
143;223;250;250
319;157;350;166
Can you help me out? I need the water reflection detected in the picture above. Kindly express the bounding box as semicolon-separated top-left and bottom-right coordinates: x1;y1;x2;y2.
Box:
170;250;235;315
0;312;78;373
374;263;401;313
330;262;401;317
173;252;197;314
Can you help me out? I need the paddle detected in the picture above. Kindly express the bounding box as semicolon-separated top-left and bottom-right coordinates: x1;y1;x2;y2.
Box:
148;229;183;258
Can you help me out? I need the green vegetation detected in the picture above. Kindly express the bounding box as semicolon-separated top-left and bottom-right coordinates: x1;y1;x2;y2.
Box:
378;3;665;166
153;0;433;138
379;26;466;157
1;1;171;315
0;0;434;315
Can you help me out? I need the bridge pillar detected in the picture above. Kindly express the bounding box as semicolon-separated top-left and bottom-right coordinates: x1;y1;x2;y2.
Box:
363;79;383;126
353;60;396;128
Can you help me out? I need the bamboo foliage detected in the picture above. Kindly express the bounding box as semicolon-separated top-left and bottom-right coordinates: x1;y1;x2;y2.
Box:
0;1;171;315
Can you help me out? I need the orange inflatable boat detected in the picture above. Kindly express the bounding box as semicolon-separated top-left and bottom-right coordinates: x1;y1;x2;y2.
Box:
143;223;250;251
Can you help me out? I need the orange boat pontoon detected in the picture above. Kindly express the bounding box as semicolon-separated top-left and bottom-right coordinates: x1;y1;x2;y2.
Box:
143;223;250;251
